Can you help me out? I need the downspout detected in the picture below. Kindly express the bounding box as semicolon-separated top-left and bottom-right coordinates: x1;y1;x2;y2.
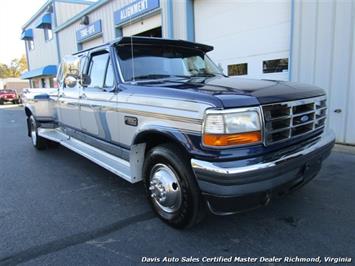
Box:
166;0;174;39
288;0;295;81
24;42;32;88
52;0;62;64
186;0;195;41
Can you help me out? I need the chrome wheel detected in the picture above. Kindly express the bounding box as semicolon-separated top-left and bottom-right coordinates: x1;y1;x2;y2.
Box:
30;119;37;146
149;163;182;213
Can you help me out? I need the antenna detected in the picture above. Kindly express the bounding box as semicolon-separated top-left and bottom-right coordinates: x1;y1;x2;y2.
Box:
129;14;135;83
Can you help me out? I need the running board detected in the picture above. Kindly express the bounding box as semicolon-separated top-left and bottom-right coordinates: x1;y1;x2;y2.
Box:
38;128;136;183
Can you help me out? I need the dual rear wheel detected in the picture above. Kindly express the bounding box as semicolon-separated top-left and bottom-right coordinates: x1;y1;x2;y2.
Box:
29;115;48;150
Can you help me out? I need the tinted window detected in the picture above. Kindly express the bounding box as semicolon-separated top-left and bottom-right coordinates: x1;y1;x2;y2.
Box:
27;40;34;50
116;45;222;81
104;59;114;88
49;78;54;88
89;53;109;88
228;63;248;76
263;58;288;73
44;28;53;41
41;78;46;88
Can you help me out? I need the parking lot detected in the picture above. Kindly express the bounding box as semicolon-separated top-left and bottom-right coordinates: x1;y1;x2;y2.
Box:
0;106;354;265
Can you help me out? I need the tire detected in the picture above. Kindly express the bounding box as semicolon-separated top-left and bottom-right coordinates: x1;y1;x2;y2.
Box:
29;115;47;150
143;143;206;229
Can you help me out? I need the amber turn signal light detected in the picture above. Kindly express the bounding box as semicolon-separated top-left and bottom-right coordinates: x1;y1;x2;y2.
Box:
203;131;262;146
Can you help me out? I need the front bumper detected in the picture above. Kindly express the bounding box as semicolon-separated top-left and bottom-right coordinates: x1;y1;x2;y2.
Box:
1;97;17;102
191;130;335;215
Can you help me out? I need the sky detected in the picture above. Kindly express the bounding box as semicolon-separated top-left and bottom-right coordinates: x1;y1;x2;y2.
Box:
0;0;47;65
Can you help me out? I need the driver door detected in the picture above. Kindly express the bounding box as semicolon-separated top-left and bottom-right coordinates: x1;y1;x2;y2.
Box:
79;50;119;142
57;57;83;130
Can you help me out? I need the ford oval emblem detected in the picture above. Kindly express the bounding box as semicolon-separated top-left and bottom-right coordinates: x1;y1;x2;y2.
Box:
300;115;309;122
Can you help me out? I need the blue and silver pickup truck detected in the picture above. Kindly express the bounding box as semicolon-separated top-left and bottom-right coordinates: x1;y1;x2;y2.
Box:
23;37;335;228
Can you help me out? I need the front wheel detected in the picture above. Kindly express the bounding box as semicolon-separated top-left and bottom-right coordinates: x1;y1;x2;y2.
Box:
143;144;206;228
29;116;47;150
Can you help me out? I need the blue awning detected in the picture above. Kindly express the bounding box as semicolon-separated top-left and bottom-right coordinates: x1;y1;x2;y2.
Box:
21;29;33;40
21;65;57;79
36;13;52;29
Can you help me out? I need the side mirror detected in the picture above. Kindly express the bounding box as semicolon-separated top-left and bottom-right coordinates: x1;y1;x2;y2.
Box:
64;75;77;88
60;55;81;87
80;74;91;87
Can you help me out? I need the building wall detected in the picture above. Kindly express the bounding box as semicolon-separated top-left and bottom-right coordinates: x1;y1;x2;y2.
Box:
3;81;30;90
291;0;355;144
25;15;58;69
0;78;30;94
172;0;188;40
1;78;29;88
55;1;90;26
56;0;169;58
56;0;123;57
194;0;291;80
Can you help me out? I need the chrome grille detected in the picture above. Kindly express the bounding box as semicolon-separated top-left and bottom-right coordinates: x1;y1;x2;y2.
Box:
262;96;327;145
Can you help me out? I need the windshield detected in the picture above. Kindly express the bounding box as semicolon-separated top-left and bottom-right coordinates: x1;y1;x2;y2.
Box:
116;44;222;82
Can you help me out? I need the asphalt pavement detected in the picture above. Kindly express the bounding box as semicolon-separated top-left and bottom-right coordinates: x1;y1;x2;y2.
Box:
0;106;354;265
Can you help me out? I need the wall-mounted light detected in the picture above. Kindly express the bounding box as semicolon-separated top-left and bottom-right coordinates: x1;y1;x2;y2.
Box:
80;15;90;25
46;4;53;13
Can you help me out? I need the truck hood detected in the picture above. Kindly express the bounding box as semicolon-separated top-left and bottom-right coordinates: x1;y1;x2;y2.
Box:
206;77;325;107
178;76;325;107
125;76;325;108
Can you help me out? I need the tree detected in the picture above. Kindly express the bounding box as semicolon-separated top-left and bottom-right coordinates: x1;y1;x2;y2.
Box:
0;55;28;78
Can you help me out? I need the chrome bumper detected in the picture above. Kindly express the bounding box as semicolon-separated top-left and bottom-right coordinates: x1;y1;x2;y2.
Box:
191;130;335;215
191;130;335;181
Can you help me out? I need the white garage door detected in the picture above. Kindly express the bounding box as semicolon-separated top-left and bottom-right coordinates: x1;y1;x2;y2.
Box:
82;36;104;50
122;14;161;36
194;0;291;81
290;0;355;144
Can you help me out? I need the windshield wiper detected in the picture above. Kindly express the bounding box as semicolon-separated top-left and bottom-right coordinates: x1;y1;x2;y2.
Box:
129;74;191;82
190;73;216;78
133;74;172;80
128;73;221;83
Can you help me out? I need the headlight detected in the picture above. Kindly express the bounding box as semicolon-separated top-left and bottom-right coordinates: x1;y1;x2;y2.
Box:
203;109;262;147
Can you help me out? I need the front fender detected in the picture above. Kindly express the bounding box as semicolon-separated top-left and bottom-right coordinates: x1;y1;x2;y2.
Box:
129;125;200;182
132;125;197;155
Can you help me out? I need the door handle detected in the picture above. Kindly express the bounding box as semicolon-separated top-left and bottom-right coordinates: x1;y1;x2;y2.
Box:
80;93;87;99
334;109;342;113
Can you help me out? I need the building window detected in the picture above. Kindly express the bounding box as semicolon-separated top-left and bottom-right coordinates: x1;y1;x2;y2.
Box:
41;78;46;88
27;40;35;51
263;58;288;73
115;27;122;38
49;78;54;88
228;63;248;76
44;28;53;41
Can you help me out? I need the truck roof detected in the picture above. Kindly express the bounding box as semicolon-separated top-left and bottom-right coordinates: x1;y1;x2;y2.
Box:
73;36;214;55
